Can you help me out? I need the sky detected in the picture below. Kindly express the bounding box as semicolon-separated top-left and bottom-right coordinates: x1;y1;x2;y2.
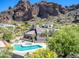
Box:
0;0;79;12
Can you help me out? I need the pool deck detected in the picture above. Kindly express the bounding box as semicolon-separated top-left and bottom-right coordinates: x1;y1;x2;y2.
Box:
12;43;47;56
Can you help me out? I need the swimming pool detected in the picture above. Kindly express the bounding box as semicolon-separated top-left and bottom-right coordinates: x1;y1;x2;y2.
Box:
14;45;42;51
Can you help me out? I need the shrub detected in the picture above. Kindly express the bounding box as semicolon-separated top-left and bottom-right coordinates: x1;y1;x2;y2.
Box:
25;49;58;58
0;48;13;58
3;32;13;42
48;24;79;57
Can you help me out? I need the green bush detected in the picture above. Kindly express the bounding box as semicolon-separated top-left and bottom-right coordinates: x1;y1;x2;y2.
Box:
0;48;13;58
3;32;13;42
48;24;79;57
25;49;58;58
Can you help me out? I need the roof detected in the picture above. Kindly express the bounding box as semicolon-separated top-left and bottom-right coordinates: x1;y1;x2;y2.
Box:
25;30;35;35
25;28;46;35
0;23;15;28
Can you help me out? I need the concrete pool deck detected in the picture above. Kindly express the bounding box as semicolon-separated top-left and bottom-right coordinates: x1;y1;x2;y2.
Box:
12;43;47;56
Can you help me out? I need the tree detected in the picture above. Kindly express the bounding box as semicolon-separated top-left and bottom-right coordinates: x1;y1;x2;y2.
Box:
48;24;79;57
39;0;48;2
8;6;12;10
65;6;68;9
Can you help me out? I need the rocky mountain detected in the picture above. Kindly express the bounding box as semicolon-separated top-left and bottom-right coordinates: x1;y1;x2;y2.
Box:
0;0;79;23
65;9;79;23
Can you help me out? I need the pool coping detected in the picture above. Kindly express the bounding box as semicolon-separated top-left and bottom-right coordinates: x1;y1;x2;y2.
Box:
12;43;47;56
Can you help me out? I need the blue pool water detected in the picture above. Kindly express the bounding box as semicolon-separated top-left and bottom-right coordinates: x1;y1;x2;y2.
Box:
14;45;42;51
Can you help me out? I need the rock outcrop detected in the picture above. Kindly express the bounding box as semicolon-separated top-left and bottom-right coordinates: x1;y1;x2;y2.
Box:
0;12;12;22
65;9;79;23
12;0;33;21
0;0;65;22
0;0;79;23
